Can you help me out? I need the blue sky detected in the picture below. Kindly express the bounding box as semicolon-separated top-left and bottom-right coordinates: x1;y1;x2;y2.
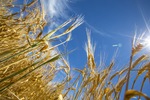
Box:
16;0;150;68
64;0;150;68
41;0;150;95
63;1;150;98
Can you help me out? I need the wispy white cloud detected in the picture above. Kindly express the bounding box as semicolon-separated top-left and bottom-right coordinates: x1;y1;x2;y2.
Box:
40;0;74;35
85;21;112;37
40;0;70;19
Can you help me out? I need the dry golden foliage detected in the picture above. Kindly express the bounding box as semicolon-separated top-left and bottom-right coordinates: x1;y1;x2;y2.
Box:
0;0;82;99
125;90;150;100
0;0;150;100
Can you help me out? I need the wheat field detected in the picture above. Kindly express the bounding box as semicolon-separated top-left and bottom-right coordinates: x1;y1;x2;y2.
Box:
0;0;150;100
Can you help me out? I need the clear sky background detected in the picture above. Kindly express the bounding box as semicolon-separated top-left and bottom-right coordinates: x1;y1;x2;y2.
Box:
41;0;150;99
65;0;150;68
64;1;150;99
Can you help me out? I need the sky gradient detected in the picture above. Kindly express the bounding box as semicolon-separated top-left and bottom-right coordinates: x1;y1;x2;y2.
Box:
66;0;150;68
42;0;150;99
65;1;150;99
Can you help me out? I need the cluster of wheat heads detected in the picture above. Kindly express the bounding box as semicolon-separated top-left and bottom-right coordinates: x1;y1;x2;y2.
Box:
63;30;150;100
0;0;150;100
0;0;83;100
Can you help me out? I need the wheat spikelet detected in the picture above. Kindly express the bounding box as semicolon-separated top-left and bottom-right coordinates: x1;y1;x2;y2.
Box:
131;55;147;69
125;90;150;100
132;43;143;56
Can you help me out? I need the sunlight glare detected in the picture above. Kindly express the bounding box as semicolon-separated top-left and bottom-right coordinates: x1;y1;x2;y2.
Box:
141;36;150;49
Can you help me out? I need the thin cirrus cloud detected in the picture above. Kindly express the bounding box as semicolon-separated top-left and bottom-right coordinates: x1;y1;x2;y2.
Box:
85;21;112;37
40;0;70;19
